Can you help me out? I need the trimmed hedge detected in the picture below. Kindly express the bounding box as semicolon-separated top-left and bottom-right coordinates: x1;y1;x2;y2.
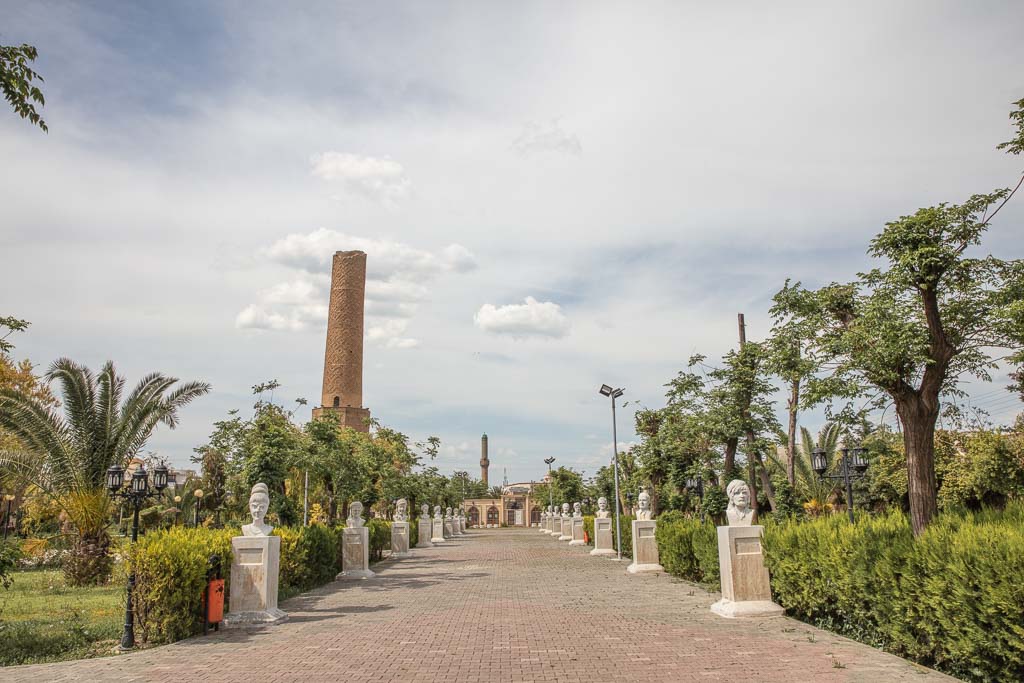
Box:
762;505;1024;682
367;519;390;561
653;511;718;586
130;523;352;644
654;505;1024;680
128;527;234;644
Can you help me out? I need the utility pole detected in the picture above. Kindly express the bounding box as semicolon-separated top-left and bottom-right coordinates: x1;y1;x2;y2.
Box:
303;470;309;526
737;313;776;519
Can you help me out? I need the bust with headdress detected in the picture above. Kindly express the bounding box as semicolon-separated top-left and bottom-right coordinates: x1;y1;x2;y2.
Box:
242;483;273;536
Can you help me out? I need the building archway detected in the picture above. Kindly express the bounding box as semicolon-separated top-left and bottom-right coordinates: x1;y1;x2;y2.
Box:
486;505;499;526
468;506;480;527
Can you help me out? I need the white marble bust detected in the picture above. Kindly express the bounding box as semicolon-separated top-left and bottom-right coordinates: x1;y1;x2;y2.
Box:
395;498;408;522
347;501;365;528
726;479;753;526
241;482;273;536
561;502;570;517
549;505;556;517
433;505;442;520
636;489;652;521
573;502;582;518
445;506;453;520
420;503;431;520
596;496;611;519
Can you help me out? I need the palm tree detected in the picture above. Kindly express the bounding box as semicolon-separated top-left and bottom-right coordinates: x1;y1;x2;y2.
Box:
771;422;841;516
0;359;210;585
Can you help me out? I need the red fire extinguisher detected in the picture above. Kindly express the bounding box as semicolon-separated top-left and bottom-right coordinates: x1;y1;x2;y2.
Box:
203;554;224;634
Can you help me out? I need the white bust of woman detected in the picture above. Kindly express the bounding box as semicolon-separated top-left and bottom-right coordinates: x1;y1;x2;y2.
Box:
636;489;652;521
572;502;582;518
420;503;430;520
596;496;611;519
242;482;273;536
726;479;753;526
433;505;442;520
445;506;453;520
347;501;365;528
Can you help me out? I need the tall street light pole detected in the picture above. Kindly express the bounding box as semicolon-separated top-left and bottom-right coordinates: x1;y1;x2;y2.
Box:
543;457;555;521
599;384;625;561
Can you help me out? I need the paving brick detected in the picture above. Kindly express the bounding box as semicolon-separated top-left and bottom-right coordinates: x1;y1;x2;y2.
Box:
0;529;953;682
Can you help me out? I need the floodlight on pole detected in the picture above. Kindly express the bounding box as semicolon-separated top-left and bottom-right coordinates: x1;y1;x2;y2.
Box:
598;384;625;561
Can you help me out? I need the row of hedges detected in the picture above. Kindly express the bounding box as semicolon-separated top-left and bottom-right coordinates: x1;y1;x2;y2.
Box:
653;504;1024;681
762;505;1024;682
129;520;397;644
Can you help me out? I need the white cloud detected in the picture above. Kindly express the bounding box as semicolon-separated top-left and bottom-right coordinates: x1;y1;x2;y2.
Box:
239;229;477;346
261;228;476;281
474;296;570;339
512;119;582;156
310;151;410;204
367;319;419;349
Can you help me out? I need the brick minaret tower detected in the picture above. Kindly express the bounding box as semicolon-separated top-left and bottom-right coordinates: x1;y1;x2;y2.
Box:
480;433;489;485
312;250;371;432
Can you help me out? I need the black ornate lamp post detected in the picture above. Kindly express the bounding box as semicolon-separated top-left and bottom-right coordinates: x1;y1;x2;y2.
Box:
684;476;705;523
598;384;625;561
812;446;869;523
107;461;168;651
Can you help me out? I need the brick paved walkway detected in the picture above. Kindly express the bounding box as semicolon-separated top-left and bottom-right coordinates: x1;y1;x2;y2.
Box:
3;529;952;682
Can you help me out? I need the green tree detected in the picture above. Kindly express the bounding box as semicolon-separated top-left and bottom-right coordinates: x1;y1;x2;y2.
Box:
772;100;1024;534
1;44;46;132
0;359;209;583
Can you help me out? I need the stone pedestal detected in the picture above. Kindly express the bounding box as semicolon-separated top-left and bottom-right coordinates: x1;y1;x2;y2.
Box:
454;518;464;535
443;519;453;538
551;517;562;539
391;521;410;557
224;535;287;626
569;517;586;545
558;516;572;541
627;519;664;574
431;518;446;543
338;526;375;580
710;526;784;618
540;517;549;533
418;518;433;547
591;517;616;556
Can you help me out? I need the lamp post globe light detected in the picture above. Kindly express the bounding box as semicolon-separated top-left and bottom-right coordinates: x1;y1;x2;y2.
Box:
812;445;869;523
194;489;205;527
107;461;169;651
598;384;625;561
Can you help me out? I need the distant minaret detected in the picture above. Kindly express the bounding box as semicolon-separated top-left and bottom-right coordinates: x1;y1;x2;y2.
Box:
480;433;489;485
503;467;508;488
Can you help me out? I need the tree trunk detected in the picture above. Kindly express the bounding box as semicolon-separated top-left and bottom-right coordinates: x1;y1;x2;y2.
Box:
787;379;799;486
895;396;940;536
747;457;760;522
648;474;662;515
325;476;337;521
724;437;738;478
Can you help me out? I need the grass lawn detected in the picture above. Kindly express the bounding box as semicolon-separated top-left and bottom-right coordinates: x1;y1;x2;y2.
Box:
0;569;123;666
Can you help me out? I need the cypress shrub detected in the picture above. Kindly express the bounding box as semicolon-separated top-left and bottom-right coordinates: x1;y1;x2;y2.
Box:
611;515;635;557
654;513;719;586
762;503;1024;681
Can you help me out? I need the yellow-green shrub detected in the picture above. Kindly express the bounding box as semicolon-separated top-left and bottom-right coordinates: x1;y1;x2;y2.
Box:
127;526;234;644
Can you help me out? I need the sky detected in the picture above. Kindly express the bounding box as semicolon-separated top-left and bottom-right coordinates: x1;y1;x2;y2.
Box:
2;1;1023;481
